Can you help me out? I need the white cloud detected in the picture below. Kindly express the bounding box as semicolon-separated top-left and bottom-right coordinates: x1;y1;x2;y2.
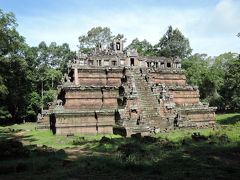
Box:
17;0;240;56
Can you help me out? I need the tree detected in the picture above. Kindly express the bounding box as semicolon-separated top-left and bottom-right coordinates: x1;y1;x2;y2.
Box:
182;54;208;85
48;42;75;72
183;52;240;112
219;53;240;111
44;68;62;88
0;10;25;56
0;10;77;122
78;26;113;50
0;9;31;122
26;91;41;120
156;26;192;58
127;38;156;56
182;53;220;99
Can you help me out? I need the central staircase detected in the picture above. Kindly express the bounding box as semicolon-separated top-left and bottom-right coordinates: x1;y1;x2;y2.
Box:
123;68;162;134
132;68;161;127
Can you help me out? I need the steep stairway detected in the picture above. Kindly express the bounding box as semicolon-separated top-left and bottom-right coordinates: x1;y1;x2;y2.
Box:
132;68;161;130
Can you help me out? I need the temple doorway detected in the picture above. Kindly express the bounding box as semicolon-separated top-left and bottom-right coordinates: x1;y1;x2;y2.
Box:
130;58;134;66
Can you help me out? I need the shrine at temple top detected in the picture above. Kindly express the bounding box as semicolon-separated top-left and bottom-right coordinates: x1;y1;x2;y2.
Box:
67;37;182;69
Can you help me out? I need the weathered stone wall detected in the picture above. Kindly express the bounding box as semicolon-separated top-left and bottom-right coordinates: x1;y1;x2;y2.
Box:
64;90;102;109
63;88;119;110
169;90;200;106
180;109;215;127
149;72;186;86
55;112;115;135
55;126;113;135
77;69;123;86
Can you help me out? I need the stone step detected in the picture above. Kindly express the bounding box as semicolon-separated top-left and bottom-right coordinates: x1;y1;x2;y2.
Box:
141;102;158;105
142;113;160;116
142;109;159;112
142;113;160;117
36;124;50;129
142;108;159;112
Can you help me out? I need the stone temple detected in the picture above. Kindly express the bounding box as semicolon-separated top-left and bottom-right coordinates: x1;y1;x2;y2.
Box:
38;38;216;136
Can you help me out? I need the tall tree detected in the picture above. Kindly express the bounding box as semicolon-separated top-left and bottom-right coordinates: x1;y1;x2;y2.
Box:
0;9;31;121
156;26;192;58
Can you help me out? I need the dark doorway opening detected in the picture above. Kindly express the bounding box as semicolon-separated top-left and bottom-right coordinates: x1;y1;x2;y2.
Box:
167;62;171;68
130;58;134;66
116;42;120;50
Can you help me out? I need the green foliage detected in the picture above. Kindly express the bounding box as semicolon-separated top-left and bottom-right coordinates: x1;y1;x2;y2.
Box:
0;9;75;122
26;92;41;117
78;26;113;49
156;26;192;58
42;90;57;109
0;107;11;120
210;53;239;111
0;75;8;96
0;9;31;121
220;54;240;111
183;52;239;111
43;68;62;89
182;54;212;98
127;38;156;56
0;10;25;56
128;26;192;58
37;41;75;72
182;54;209;85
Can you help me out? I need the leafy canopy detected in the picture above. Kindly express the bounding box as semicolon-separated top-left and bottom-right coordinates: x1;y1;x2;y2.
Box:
156;26;192;58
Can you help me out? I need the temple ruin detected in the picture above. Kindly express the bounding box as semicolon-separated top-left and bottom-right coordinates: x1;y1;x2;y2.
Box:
38;37;216;136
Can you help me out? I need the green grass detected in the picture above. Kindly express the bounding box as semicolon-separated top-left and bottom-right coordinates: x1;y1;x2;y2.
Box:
0;113;239;179
216;113;240;125
0;123;122;149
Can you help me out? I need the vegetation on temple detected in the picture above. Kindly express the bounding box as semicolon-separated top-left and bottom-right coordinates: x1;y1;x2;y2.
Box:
0;9;239;123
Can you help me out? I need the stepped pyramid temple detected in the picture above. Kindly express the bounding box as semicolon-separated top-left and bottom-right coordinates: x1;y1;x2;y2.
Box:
39;38;216;136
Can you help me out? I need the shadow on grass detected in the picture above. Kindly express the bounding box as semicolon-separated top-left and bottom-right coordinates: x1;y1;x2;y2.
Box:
52;140;240;180
0;128;38;143
0;126;240;179
0;128;67;179
57;134;240;179
218;114;240;125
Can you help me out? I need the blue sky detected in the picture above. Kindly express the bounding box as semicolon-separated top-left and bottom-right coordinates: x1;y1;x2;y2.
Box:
1;0;239;56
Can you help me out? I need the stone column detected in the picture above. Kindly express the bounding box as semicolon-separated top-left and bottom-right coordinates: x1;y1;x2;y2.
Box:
74;68;79;85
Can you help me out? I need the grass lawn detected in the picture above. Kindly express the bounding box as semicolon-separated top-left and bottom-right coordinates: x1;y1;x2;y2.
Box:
0;113;239;179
